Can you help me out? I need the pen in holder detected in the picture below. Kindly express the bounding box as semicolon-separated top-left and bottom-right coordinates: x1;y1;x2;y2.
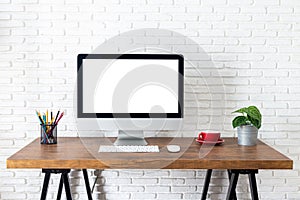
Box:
40;123;57;144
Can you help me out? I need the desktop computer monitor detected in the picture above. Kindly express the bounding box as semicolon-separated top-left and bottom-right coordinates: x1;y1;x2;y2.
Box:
77;54;184;145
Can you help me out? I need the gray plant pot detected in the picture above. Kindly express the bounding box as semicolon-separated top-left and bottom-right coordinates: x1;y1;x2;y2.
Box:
237;125;258;146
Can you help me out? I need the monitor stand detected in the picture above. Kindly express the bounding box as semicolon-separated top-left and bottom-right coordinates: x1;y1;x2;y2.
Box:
114;130;148;146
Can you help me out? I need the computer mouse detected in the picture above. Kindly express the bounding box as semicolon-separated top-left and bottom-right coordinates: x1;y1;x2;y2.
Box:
167;145;180;153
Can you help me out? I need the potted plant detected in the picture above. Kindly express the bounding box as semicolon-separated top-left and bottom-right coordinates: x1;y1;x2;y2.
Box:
232;106;262;146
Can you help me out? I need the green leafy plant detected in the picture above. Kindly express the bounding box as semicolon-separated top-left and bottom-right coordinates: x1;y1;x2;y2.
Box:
232;106;262;129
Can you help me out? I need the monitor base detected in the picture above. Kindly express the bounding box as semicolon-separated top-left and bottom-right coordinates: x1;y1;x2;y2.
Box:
114;130;148;146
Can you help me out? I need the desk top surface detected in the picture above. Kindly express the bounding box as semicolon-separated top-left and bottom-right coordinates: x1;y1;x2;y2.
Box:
7;137;293;170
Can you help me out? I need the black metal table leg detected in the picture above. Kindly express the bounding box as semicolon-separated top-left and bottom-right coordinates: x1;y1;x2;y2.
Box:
227;170;237;200
40;172;51;200
41;169;92;200
63;172;73;200
200;169;259;200
41;169;72;200
248;172;259;200
82;169;93;200
226;171;239;200
56;174;64;200
201;169;212;200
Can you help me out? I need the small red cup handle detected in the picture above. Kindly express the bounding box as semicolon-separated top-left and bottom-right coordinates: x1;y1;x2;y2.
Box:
198;132;204;140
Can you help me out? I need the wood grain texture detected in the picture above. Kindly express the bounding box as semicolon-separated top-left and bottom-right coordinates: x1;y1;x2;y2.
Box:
7;137;293;170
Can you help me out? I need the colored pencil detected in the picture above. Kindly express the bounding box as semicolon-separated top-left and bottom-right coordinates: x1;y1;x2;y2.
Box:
35;110;44;125
54;110;60;125
46;110;48;125
55;112;64;125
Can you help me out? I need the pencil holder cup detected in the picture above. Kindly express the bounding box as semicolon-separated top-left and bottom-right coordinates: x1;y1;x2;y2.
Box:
40;124;57;144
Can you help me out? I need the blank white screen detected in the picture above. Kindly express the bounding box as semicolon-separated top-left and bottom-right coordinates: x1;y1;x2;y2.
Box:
82;59;179;113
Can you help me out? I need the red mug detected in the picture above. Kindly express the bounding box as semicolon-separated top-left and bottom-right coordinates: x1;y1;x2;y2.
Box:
198;132;220;141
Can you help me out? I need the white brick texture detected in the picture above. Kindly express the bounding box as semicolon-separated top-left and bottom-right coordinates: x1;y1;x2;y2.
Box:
0;0;300;199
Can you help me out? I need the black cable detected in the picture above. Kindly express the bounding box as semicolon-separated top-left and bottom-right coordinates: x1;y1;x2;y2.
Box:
91;175;98;193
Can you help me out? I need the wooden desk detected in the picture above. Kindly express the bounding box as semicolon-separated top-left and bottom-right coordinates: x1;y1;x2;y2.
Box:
7;137;293;200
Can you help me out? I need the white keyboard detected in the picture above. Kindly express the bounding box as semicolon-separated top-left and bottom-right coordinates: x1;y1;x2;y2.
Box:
99;145;160;153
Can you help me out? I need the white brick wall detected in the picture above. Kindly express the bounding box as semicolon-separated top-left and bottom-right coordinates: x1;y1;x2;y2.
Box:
0;0;300;199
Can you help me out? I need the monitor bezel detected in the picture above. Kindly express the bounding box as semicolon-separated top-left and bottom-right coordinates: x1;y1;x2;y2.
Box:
77;54;184;118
